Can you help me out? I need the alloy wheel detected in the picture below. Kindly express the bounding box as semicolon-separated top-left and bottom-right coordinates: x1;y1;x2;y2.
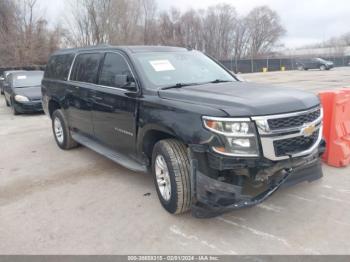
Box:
155;155;171;201
54;117;64;144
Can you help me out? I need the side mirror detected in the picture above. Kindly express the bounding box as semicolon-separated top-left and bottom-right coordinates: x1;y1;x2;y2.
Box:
114;74;136;89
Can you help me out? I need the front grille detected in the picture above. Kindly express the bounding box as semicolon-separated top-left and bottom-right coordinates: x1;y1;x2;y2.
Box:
31;98;42;102
273;130;319;157
268;108;321;130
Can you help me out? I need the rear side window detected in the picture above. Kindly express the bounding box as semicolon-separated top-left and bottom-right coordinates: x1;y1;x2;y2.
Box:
98;53;133;88
45;54;74;80
70;53;102;83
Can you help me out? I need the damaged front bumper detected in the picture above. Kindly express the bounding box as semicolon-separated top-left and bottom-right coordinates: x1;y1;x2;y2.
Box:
189;140;325;218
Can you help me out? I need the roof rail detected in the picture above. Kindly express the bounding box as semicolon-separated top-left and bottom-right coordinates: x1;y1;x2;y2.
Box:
53;44;112;54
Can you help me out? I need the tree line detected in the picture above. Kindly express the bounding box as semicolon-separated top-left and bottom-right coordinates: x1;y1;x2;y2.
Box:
0;0;286;67
0;0;63;67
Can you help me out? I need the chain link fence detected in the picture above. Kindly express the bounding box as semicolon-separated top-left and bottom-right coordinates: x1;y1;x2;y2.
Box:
2;56;350;75
220;56;350;73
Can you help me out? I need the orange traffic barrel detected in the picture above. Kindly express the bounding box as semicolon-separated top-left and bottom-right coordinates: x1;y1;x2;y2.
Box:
319;90;350;167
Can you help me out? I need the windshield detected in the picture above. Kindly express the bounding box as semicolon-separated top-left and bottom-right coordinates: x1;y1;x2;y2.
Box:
13;72;43;88
132;51;236;88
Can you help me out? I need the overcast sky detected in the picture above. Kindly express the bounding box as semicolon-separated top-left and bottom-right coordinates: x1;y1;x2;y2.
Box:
37;0;350;48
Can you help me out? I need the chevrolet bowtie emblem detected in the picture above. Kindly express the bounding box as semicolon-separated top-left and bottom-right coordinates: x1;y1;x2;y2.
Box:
301;123;316;137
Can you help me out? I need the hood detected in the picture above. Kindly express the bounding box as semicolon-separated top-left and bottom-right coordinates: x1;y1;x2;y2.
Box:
158;82;320;116
14;86;42;100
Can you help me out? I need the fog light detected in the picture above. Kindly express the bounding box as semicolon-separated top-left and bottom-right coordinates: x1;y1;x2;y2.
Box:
230;138;251;148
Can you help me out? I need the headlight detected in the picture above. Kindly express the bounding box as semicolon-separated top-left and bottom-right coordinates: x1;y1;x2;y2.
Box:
15;95;29;102
203;116;259;157
255;119;270;133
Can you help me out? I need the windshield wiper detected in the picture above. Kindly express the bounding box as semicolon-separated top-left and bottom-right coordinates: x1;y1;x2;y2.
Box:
161;80;233;90
209;79;233;84
160;83;201;90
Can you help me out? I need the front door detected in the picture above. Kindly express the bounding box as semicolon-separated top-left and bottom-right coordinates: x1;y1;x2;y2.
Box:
92;52;139;156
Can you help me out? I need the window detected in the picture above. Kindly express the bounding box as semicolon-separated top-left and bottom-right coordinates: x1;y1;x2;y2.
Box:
70;53;102;83
132;51;235;88
12;72;44;88
98;53;133;88
44;54;74;80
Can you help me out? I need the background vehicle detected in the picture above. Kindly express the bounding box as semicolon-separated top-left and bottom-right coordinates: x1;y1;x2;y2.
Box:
42;46;325;218
296;58;334;71
4;71;44;115
0;74;4;95
1;70;26;95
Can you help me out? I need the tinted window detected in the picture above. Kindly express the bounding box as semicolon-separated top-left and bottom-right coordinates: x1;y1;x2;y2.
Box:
45;54;74;80
98;53;133;88
70;53;102;83
12;72;44;88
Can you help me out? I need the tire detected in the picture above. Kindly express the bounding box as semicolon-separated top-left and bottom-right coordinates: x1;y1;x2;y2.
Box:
152;139;191;215
320;65;326;71
11;99;19;115
297;65;304;71
52;109;78;150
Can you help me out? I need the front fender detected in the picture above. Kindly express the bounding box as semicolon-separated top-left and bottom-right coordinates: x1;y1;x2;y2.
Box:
136;96;226;156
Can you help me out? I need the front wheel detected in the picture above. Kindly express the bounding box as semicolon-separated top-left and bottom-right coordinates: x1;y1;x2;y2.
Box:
11;99;19;115
52;109;78;150
320;65;326;70
152;139;192;215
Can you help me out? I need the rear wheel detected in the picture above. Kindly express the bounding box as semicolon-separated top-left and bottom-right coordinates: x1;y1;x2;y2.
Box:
52;109;78;150
297;65;304;71
320;65;326;70
152;139;192;215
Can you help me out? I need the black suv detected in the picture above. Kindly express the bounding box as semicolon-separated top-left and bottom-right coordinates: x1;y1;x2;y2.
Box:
42;46;325;218
296;58;334;71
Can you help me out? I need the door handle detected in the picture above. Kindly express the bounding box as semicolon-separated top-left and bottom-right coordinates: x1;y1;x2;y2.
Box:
93;95;103;101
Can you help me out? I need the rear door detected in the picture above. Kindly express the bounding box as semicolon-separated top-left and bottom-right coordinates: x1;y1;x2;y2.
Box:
68;53;103;137
91;52;139;155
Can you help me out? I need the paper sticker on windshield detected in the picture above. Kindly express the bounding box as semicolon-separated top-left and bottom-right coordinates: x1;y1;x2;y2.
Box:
17;75;27;80
149;60;175;72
